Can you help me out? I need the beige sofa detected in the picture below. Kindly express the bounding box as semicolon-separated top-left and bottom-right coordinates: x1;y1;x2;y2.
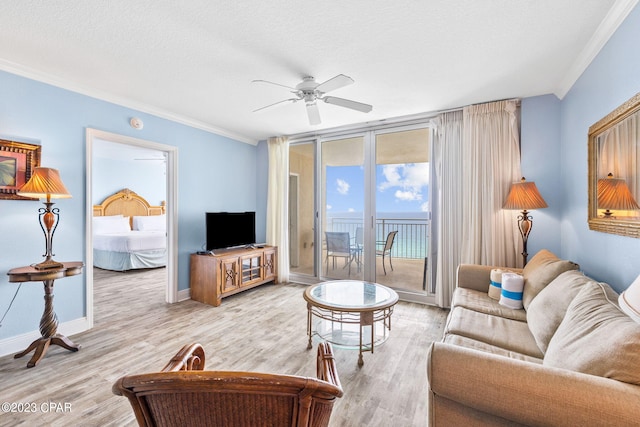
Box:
427;249;640;426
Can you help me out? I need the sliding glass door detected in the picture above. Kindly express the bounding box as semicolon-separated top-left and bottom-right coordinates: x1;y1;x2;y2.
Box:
288;125;432;303
289;142;316;277
320;136;365;281
374;128;431;296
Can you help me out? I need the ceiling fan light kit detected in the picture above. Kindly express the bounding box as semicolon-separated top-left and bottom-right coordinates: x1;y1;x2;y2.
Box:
253;74;372;125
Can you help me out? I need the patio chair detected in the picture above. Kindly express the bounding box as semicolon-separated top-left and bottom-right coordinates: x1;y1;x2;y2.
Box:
325;231;353;275
351;227;364;272
376;230;398;275
113;342;343;427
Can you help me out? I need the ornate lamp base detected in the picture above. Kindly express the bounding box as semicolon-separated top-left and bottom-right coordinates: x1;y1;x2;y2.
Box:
33;258;64;270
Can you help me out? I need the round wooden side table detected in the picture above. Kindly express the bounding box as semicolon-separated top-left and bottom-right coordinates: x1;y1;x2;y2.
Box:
7;261;84;368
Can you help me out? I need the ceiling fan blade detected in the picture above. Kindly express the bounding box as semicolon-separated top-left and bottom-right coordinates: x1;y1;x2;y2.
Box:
322;96;373;113
251;79;297;91
306;102;321;125
253;98;298;112
315;74;354;94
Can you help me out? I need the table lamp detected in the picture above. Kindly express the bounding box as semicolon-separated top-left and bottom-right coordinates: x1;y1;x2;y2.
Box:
504;177;548;266
597;173;639;217
619;274;640;323
17;167;71;270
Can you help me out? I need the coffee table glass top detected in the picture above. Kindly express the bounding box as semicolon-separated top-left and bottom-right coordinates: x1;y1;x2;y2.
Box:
305;280;398;311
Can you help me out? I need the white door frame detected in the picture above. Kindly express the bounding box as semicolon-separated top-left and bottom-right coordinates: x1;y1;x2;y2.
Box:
85;128;179;329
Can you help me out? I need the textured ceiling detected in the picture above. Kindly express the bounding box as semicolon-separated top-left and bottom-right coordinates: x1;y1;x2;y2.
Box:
0;1;636;144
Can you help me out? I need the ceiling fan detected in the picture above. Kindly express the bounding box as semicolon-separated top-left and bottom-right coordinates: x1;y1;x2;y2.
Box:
252;74;373;125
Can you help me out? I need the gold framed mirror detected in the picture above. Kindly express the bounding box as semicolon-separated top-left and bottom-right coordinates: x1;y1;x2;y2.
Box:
588;91;640;237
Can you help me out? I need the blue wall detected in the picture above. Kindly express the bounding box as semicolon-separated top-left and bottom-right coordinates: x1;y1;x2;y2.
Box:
0;70;262;340
558;3;640;292
256;139;269;243
93;155;166;207
520;94;563;259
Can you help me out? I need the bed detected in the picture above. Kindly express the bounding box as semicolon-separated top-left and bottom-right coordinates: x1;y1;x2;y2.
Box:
92;188;167;271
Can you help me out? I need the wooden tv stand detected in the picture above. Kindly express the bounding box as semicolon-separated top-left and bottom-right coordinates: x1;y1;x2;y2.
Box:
190;246;278;307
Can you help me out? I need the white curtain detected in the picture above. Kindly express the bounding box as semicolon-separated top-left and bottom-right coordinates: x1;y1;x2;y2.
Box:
266;136;289;283
598;109;640;201
461;100;521;267
431;110;464;308
431;100;521;308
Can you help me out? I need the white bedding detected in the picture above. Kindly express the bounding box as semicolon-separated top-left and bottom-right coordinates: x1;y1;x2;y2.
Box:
92;214;167;271
93;231;166;252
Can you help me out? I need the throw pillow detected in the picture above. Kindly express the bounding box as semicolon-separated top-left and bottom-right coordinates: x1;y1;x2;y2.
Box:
543;282;640;385
526;270;595;353
522;249;579;310
488;268;506;300
133;214;166;232
499;272;524;309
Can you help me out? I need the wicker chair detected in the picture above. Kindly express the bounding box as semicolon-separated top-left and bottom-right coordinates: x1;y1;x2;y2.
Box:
112;342;343;427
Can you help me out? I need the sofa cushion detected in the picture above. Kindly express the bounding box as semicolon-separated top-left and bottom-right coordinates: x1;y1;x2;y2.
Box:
451;288;527;321
543;282;640;385
522;249;579;310
527;270;596;353
443;333;543;364
444;306;543;358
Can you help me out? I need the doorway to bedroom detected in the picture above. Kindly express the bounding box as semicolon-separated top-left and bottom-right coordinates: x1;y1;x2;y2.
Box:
86;128;178;329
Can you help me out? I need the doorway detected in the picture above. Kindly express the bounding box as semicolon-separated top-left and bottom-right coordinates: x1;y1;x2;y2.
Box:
85;128;178;329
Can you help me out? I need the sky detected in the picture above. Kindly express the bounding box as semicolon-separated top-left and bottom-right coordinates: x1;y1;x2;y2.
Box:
326;163;429;215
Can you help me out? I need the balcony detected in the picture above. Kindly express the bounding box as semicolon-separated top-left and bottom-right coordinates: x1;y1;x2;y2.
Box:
291;217;431;294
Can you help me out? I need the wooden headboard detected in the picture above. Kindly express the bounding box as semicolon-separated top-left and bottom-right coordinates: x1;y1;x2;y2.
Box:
93;189;165;226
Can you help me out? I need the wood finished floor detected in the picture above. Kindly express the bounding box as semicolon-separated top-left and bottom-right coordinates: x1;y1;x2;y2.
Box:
0;267;448;427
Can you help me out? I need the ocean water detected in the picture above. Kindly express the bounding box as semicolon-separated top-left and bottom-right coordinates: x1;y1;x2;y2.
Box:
326;212;430;259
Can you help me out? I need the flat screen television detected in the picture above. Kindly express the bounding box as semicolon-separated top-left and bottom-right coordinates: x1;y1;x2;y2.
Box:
206;211;256;251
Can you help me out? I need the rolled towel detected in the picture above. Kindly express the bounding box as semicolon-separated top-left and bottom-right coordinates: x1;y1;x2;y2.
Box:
489;269;505;300
499;272;524;309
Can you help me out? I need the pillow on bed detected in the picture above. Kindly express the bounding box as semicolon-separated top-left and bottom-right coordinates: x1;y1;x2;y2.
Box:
133;215;166;232
93;215;130;234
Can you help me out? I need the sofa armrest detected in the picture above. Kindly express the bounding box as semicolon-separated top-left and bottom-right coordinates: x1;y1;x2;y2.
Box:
427;342;640;426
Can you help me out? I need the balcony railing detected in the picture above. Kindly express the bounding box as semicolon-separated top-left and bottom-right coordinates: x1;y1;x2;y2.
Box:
327;217;430;259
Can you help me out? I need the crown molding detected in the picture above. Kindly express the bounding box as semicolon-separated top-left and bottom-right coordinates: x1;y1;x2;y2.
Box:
0;59;258;145
554;0;639;99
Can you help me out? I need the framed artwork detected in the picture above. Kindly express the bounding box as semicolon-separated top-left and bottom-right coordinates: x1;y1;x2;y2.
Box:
0;139;42;200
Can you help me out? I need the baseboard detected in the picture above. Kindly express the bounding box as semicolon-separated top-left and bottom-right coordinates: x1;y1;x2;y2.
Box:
178;287;191;302
0;316;91;358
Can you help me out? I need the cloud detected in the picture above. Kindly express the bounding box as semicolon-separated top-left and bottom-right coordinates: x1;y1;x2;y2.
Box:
348;208;355;212
421;202;429;212
336;178;350;195
379;166;402;190
395;189;422;201
326;204;332;210
379;163;429;203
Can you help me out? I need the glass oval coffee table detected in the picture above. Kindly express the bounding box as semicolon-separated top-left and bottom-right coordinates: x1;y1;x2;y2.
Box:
304;280;399;366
